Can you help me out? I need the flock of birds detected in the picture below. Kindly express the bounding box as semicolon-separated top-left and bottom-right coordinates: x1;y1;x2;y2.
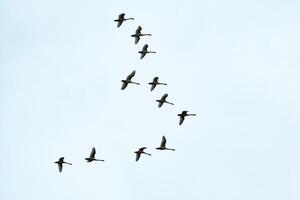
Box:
54;13;196;173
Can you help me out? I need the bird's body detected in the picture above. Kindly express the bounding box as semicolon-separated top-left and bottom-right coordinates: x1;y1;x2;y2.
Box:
121;70;140;90
114;13;134;28
54;157;72;173
134;147;151;161
85;147;104;162
156;136;175;151
148;77;167;91
178;111;196;125
156;93;174;108
139;44;156;59
131;26;152;44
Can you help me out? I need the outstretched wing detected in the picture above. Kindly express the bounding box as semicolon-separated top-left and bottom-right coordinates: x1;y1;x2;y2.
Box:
90;147;96;159
121;82;128;90
136;26;142;34
139;147;147;151
142;44;148;51
135;153;141;161
117;21;123;28
140;52;146;59
153;77;159;82
158;101;163;108
160;136;166;148
134;36;140;44
161;94;168;101
179;115;185;125
126;70;136;80
58;163;63;172
59;157;64;162
150;84;156;91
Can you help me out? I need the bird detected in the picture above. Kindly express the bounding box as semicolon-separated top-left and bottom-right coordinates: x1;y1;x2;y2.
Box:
156;93;174;108
54;157;72;173
131;26;152;44
148;77;167;91
139;44;156;59
134;147;151;161
121;70;140;90
85;147;104;162
178;111;196;125
114;13;134;28
156;136;175;151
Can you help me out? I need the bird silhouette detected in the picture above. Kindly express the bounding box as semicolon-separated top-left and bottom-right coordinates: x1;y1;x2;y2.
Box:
156;136;175;151
156;93;174;108
134;147;151;161
131;26;152;44
148;77;167;91
85;147;104;162
114;13;134;28
178;111;196;125
54;157;72;173
139;44;156;59
121;70;140;90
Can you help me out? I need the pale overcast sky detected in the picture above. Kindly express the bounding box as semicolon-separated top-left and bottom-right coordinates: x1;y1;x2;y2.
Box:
1;0;300;199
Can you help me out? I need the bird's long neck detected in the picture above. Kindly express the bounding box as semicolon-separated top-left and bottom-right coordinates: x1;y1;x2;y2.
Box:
148;51;156;53
187;114;196;116
64;162;72;165
143;152;151;156
166;148;175;151
165;101;174;105
158;83;167;85
141;33;151;36
125;18;134;20
130;81;140;85
95;159;104;162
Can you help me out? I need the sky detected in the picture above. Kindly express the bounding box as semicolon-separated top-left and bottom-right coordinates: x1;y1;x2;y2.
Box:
1;0;300;199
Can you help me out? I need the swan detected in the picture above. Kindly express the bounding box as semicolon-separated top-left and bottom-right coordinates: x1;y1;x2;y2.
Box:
156;93;174;108
139;44;156;59
134;147;151;161
178;111;196;125
131;26;152;44
148;77;167;91
85;147;104;162
54;157;72;173
156;136;175;151
121;70;140;90
114;13;134;28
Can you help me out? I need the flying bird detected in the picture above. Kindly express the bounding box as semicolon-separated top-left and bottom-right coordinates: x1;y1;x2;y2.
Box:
156;93;174;108
121;70;140;90
114;13;134;28
134;147;151;162
156;136;175;151
54;157;72;173
139;44;156;59
131;26;152;44
178;111;196;125
85;147;104;162
148;77;167;91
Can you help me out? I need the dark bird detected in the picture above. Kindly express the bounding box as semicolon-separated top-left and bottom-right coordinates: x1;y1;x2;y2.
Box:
114;13;134;28
156;136;175;151
131;26;152;44
139;44;156;59
85;147;104;162
148;77;167;91
178;111;196;125
54;157;72;173
134;147;151;161
156;93;174;108
121;70;140;90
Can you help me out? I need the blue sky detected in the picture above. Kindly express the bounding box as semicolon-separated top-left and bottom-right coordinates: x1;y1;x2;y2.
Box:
1;0;300;199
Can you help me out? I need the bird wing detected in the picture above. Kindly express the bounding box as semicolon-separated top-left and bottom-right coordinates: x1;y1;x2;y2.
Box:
158;101;163;108
142;44;148;51
153;77;159;82
59;157;64;162
179;115;185;125
150;84;156;91
135;153;141;161
160;136;166;148
136;26;142;34
139;147;147;151
134;36;140;44
126;70;135;80
90;147;96;158
117;21;123;28
58;163;63;172
140;52;146;59
161;93;168;101
119;13;125;19
121;82;128;90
